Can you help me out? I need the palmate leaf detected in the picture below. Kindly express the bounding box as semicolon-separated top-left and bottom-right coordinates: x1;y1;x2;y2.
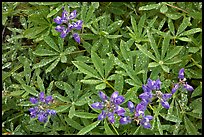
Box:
74;111;98;119
107;20;123;34
45;57;60;73
184;115;198;135
164;46;183;61
77;120;101;135
33;56;58;69
68;104;75;119
37;75;45;91
21;84;38;97
91;51;104;78
65;117;83;131
72;61;101;79
44;35;60;52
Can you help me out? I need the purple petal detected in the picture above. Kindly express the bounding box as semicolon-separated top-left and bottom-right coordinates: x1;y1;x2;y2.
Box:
46;109;56;115
119;116;132;125
91;102;104;110
147;78;155;90
72;33;80;43
69;10;77;20
142;85;151;92
45;95;53;104
139;92;152;100
39;92;45;102
98;91;108;101
183;83;194;92
107;112;115;124
98;110;107;120
110;91;119;101
127;101;135;113
135;103;147;117
61;10;68;22
171;83;179;94
178;68;185;79
162;93;172;100
114;105;126;116
55;25;66;32
54;16;62;24
30;97;38;104
160;99;170;109
114;95;125;105
38;113;47;123
73;20;83;30
154;79;162;90
60;29;68;38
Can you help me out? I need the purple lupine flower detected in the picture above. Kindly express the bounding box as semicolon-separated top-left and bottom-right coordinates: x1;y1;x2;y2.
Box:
135;102;147;117
38;112;47;123
39;92;45;102
60;29;68;38
142;85;151;92
73;33;80;43
45;95;53;104
127;101;135;113
114;105;126;116
98;110;107;120
61;10;68;22
46;109;56;115
146;78;156;90
110;91;125;105
73;20;83;30
171;83;179;94
30;97;38;104
154;79;162;90
54;16;63;24
107;112;115;124
55;25;66;32
139;92;152;101
160;99;170;109
29;106;39;118
178;68;185;79
91;102;104;110
183;83;194;92
140;115;153;129
68;10;77;20
119;116;132;125
162;93;172;100
98;91;108;101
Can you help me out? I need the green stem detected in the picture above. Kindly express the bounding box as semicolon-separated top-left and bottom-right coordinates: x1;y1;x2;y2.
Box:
166;3;188;14
111;123;119;135
104;80;117;91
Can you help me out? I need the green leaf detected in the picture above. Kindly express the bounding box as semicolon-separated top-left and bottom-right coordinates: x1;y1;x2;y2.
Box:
148;62;159;68
161;32;170;59
184;115;197;135
157;117;163;135
44;36;60;52
9;90;25;97
165;13;182;20
177;37;192;42
55;105;70;113
91;51;104;78
22;84;38;97
158;17;166;31
160;4;168;13
37;75;45;91
164;46;183;61
104;119;115;135
65;117;83;131
176;17;191;36
80;79;102;85
107;20;123;34
85;4;95;23
189;97;202;114
64;46;76;55
77;120;101;135
160;64;170;73
12;73;25;85
185;112;202;119
95;83;106;90
135;44;157;61
106;35;122;39
139;4;161;10
161;114;182;123
72;61;101;79
138;13;146;36
179;28;202;36
105;53;114;78
164;58;182;65
147;29;160;59
33;56;58;69
191;83;202;98
47;81;54;95
45;57;60;73
23;26;48;39
168;18;175;36
130;15;137;33
47;4;64;18
69;104;75;119
52;93;70;103
74;111;98;119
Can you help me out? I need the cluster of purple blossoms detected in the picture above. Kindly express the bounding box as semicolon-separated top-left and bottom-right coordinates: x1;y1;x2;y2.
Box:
53;7;83;43
171;68;194;94
91;91;125;124
29;92;56;123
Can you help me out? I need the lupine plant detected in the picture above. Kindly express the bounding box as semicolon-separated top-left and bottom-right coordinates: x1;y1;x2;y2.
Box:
2;2;202;135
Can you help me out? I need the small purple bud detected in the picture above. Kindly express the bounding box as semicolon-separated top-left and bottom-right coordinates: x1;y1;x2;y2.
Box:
171;83;179;94
183;83;194;92
73;33;80;43
60;29;68;38
178;68;185;79
110;91;119;102
114;105;125;116
127;101;135;113
29;107;38;118
135;102;147;117
107;112;115;124
160;99;170;109
140;115;153;129
69;10;77;20
47;109;56;115
30;97;38;104
54;16;63;24
38;113;47;123
98;91;108;101
139;92;152;100
91;102;104;110
147;78;155;90
45;95;53;104
98;110;107;120
119;116;132;125
61;10;68;22
39;92;45;102
154;79;162;90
